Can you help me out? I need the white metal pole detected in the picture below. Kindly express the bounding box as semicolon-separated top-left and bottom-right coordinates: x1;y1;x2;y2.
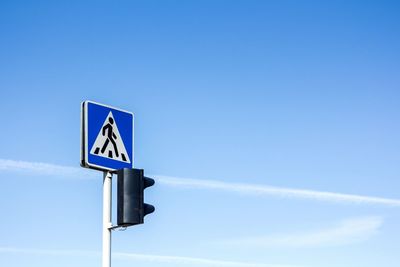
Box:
102;171;112;267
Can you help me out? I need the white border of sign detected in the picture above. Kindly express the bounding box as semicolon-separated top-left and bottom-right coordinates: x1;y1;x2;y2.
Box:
80;100;135;172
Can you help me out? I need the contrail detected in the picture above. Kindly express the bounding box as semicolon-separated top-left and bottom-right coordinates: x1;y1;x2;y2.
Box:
114;252;302;267
216;216;383;248
1;158;399;206
0;158;96;179
0;247;301;267
154;175;400;206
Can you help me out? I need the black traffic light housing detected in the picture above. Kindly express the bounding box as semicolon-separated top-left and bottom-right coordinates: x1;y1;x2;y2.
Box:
117;168;155;227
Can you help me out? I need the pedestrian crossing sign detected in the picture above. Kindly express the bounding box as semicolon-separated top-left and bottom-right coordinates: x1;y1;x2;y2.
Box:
81;101;134;172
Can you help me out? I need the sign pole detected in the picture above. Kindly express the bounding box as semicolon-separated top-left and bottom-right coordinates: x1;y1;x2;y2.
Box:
81;101;137;267
102;171;112;267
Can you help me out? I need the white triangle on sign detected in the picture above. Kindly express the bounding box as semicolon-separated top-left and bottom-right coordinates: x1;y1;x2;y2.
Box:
90;111;131;163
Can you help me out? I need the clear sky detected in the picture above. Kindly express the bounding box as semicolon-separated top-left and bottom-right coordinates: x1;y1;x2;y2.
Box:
0;1;399;267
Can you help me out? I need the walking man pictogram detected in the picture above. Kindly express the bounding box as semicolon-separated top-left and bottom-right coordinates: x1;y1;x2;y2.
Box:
91;112;129;162
100;117;119;158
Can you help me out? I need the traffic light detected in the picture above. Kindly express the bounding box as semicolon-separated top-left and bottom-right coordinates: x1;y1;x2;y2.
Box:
117;168;155;227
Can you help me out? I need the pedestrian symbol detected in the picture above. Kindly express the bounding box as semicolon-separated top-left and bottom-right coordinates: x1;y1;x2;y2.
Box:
90;111;131;163
81;101;134;172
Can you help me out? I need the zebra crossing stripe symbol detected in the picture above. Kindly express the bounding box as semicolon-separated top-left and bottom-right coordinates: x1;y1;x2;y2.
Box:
89;111;131;163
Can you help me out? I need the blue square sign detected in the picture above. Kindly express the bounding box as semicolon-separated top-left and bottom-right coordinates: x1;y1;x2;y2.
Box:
81;101;134;172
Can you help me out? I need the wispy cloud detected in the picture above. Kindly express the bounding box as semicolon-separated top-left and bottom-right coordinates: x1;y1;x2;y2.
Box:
114;252;302;267
0;247;301;267
0;159;95;180
155;175;400;206
0;247;97;256
1;158;400;206
216;216;383;248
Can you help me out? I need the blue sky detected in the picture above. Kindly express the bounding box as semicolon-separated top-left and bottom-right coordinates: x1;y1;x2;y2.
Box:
0;1;400;266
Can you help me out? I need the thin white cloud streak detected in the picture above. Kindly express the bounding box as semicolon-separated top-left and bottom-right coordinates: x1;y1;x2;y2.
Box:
155;175;400;206
1;158;399;206
0;159;96;180
217;216;383;248
0;247;301;267
114;252;302;267
0;247;97;256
